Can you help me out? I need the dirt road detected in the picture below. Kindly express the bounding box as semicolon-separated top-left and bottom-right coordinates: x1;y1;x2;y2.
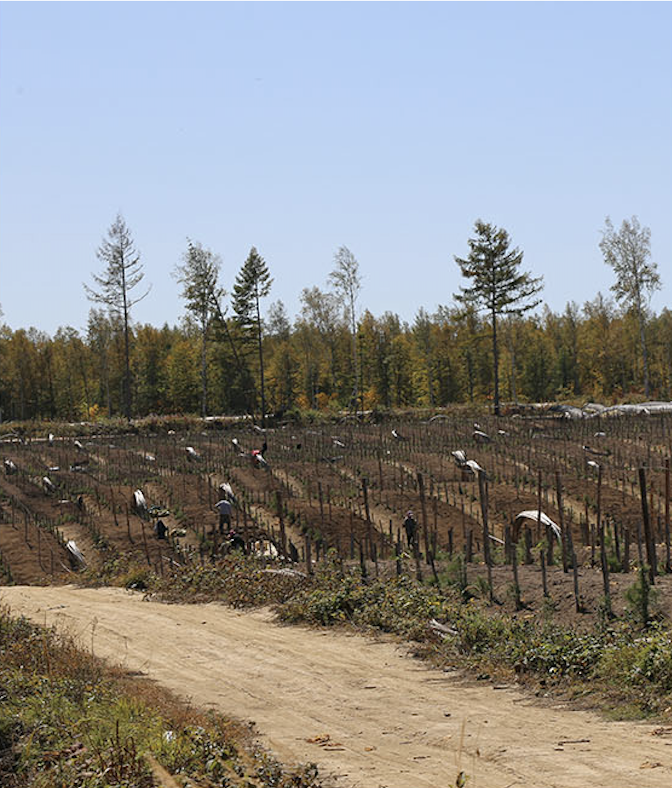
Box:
3;585;671;788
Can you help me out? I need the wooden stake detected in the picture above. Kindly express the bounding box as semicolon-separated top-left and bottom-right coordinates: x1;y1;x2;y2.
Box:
638;467;656;583
418;472;429;563
665;458;671;573
555;472;568;573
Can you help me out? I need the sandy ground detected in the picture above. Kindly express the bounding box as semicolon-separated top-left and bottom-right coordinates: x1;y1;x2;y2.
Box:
2;585;672;788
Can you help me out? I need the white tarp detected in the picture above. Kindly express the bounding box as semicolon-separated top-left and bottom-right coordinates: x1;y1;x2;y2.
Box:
514;510;562;539
65;540;85;567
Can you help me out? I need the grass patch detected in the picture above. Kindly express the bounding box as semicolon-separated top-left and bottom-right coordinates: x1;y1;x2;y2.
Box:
0;606;322;788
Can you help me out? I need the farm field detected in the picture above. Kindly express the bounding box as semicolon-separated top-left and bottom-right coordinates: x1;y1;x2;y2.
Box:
2;410;672;786
1;411;671;625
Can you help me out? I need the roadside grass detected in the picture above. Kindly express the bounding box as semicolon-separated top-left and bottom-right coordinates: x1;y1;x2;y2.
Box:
0;606;321;788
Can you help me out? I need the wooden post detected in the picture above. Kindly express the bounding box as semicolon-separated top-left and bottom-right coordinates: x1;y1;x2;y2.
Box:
623;526;630;573
639;467;656;583
126;505;133;544
141;521;151;566
536;470;543;544
477;471;493;602
428;550;440;587
465;530;473;563
546;521;555;567
665;458;671;573
596;464;602;558
110;487;119;527
540;549;548;597
305;533;313;575
277;490;287;557
512;546;522;610
524;527;533;565
414;534;423;581
555;472;568;573
362;477;373;559
600;523;612;616
571;549;581;612
418;472;430;563
504;525;512;565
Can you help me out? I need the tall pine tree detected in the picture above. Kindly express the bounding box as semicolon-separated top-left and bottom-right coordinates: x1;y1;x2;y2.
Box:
232;247;273;426
454;220;542;416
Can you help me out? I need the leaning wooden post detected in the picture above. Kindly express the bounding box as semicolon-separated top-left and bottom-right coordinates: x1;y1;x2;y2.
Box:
638;467;656;583
417;472;430;564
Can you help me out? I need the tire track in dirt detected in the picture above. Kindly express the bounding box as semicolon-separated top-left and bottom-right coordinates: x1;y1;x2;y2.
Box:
3;585;670;788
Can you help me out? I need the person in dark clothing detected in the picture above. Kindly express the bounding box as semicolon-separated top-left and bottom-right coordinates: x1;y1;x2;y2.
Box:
403;510;418;550
227;530;246;552
154;519;168;540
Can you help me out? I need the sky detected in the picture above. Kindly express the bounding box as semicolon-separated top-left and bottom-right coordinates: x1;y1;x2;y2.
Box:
1;1;670;337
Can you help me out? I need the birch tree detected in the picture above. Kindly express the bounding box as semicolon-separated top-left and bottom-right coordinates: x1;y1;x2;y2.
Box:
174;239;224;418
599;216;661;397
329;246;362;413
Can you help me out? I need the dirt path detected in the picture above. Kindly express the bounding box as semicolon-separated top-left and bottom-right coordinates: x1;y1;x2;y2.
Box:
2;586;671;788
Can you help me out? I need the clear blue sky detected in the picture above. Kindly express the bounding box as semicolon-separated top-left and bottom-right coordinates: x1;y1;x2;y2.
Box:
1;1;670;336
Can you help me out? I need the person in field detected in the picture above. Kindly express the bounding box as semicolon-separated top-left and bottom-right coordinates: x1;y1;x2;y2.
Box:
214;498;232;534
403;510;418;550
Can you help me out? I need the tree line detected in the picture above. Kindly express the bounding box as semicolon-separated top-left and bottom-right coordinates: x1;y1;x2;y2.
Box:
0;215;668;423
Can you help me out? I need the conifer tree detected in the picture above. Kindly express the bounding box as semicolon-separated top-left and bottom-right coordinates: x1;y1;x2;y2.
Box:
174;240;224;418
84;214;149;419
454;220;542;415
232;247;272;425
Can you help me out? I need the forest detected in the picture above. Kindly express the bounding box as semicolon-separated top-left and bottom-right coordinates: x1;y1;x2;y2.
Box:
0;215;669;423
